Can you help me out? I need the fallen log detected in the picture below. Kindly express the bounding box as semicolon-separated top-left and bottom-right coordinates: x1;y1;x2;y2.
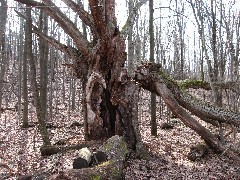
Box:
18;136;129;180
135;63;240;127
40;143;89;156
49;135;129;179
135;63;240;162
178;79;240;96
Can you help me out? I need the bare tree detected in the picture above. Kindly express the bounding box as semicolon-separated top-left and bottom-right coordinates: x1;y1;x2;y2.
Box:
0;0;8;115
25;5;50;145
189;0;221;106
39;10;49;125
149;0;157;136
22;13;29;128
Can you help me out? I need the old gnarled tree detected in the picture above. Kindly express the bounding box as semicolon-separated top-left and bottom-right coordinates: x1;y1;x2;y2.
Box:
15;0;240;170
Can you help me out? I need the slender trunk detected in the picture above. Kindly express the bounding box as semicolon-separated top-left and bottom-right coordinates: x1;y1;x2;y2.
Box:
25;6;50;145
39;10;49;123
149;0;157;136
49;48;54;121
190;0;221;107
0;0;8;115
22;23;29;128
210;0;222;107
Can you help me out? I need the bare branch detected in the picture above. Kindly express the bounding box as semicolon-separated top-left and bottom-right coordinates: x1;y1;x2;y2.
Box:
89;0;106;37
14;0;90;56
14;9;80;59
61;0;93;28
42;0;89;55
13;0;43;7
33;27;80;59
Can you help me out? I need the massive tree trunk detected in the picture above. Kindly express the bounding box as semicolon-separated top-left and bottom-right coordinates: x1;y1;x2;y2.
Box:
14;0;147;152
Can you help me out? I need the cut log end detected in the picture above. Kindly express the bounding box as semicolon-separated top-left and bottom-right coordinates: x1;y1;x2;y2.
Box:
187;143;209;161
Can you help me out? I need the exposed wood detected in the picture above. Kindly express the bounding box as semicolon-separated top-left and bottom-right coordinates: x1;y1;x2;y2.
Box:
21;136;129;180
135;63;240;164
14;0;240;169
40;144;89;156
49;161;123;180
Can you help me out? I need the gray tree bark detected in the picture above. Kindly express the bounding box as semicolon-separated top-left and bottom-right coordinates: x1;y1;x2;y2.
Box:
39;10;49;124
149;0;157;136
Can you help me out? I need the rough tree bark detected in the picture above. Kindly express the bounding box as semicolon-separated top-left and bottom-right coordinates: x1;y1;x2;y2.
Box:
22;15;29;128
39;10;49;125
14;0;148;153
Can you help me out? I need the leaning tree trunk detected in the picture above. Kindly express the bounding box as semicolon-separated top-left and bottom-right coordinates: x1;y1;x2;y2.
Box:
135;63;240;154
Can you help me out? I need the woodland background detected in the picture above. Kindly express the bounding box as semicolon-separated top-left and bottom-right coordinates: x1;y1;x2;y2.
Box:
0;0;240;179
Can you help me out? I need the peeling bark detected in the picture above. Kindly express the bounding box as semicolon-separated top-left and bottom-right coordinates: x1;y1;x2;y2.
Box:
13;0;147;149
85;72;106;138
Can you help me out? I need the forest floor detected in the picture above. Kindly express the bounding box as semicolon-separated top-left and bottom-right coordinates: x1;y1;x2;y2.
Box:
0;89;240;179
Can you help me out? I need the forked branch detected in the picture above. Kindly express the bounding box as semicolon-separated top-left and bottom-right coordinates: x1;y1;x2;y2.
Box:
14;0;90;56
